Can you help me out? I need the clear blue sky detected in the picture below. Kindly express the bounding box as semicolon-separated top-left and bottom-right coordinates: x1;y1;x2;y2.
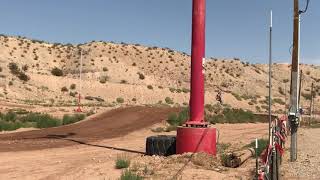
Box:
0;0;319;64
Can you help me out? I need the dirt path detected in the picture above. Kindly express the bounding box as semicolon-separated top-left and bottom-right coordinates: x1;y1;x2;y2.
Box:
0;123;268;180
0;106;180;152
282;128;320;179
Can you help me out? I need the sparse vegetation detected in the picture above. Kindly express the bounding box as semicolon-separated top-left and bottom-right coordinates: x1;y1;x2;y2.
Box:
120;169;143;180
0;111;88;131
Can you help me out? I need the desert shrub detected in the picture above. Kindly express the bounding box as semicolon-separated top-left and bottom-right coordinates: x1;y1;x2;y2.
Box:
121;80;128;84
147;85;153;90
22;65;28;71
61;86;68;92
8;81;13;86
283;79;289;83
21;113;61;128
62;114;86;125
70;84;76;90
167;108;189;127
99;75;109;83
244;139;268;156
115;156;130;169
0;67;2;72
51;67;63;76
278;87;285;95
103;67;108;71
8;62;19;74
0;121;24;131
69;91;76;97
137;72;145;80
117;97;124;103
165;97;174;104
132;98;137;102
182;88;190;93
120;170;143;180
169;87;176;93
0;111;17;121
273;98;285;105
18;72;30;81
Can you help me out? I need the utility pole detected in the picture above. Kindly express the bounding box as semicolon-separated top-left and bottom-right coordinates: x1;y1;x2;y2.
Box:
289;0;300;162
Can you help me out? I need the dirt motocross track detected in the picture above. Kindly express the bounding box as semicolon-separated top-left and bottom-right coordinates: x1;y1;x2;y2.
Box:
0;106;180;152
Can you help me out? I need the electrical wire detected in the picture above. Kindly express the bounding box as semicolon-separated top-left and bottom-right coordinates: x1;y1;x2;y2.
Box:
299;0;310;15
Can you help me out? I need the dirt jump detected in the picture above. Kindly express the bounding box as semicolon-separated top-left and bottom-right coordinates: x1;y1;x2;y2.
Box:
0;106;180;152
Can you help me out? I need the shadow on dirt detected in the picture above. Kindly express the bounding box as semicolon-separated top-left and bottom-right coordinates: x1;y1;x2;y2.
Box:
46;133;145;155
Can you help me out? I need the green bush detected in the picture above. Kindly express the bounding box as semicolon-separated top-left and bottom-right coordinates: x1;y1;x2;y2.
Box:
51;67;63;76
208;108;260;124
166;108;189;127
115;157;130;169
120;170;143;180
117;97;124;103
0;111;17;121
244;138;268;156
21;113;61;128
62;114;85;125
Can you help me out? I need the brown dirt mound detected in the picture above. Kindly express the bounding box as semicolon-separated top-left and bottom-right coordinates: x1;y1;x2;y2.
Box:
0;106;180;152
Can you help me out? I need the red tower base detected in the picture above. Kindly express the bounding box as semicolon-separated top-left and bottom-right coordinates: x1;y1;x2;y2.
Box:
176;127;216;155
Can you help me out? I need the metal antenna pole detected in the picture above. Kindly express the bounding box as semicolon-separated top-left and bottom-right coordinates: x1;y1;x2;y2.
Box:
268;10;273;147
76;48;83;112
289;0;300;162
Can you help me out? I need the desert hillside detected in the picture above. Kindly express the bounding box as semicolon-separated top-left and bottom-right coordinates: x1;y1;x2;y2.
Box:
0;34;319;113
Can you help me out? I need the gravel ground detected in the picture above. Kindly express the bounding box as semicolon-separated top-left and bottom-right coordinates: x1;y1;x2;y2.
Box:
282;128;320;179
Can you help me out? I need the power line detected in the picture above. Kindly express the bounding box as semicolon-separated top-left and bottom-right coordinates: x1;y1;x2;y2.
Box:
299;0;310;14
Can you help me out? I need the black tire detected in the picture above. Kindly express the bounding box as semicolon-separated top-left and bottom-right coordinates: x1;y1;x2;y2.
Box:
146;135;176;156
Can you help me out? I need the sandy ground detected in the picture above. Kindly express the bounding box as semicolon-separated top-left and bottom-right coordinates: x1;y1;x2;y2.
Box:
0;121;268;180
282;128;320;180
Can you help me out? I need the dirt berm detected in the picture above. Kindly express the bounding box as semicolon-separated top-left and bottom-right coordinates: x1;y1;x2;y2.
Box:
0;106;180;152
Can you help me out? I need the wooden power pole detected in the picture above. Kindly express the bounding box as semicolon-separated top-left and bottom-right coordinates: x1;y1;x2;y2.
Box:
289;0;300;162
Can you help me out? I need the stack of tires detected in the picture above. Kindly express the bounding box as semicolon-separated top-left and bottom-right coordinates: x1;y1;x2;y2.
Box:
146;135;176;156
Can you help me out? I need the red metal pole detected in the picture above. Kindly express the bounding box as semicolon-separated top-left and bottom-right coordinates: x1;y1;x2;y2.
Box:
188;0;206;125
176;0;216;155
